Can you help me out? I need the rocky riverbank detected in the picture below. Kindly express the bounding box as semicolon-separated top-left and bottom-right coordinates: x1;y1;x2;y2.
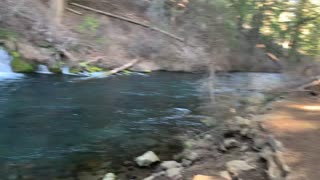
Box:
96;94;291;180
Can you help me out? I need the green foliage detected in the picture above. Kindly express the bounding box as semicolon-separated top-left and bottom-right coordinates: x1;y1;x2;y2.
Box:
0;28;18;40
229;0;320;60
79;62;104;73
78;15;100;34
70;67;82;74
49;62;63;73
10;51;35;73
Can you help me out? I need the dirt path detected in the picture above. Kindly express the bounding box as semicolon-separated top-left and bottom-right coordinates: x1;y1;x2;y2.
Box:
262;95;320;180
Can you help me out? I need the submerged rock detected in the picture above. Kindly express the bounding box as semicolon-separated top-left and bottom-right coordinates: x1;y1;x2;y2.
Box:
135;151;160;167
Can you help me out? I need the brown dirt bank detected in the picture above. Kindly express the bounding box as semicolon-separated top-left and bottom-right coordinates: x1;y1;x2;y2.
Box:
0;0;282;73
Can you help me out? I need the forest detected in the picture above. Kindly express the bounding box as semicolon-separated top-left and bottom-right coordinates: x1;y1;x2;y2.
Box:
0;1;319;180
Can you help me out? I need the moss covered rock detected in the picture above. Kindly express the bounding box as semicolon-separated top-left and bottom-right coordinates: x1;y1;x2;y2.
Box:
49;63;63;73
10;51;35;73
70;66;82;74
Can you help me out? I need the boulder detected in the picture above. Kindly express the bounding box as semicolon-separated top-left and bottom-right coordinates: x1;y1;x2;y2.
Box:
166;167;183;180
246;93;265;105
17;42;52;63
102;173;116;180
226;160;255;174
135;151;160;167
160;161;181;170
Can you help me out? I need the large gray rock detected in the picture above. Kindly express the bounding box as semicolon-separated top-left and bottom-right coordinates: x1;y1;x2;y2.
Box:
160;161;181;170
166;167;183;180
135;151;160;167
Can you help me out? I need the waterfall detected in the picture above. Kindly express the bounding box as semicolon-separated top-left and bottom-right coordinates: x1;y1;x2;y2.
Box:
61;66;70;74
0;48;23;80
36;64;53;74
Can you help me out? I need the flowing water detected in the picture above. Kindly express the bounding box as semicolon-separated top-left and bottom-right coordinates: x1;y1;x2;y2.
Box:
0;49;285;179
0;49;23;80
36;64;53;74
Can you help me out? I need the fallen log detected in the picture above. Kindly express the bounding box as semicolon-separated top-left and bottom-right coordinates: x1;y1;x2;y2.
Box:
70;3;184;42
105;59;139;76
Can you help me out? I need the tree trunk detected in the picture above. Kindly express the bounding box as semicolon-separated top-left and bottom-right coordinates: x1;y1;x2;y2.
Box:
50;0;65;25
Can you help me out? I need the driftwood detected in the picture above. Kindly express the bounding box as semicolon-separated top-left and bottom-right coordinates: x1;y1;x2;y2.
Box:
70;3;184;42
78;59;139;81
105;59;139;76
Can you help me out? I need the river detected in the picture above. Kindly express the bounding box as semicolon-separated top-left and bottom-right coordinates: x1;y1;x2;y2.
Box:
0;48;284;179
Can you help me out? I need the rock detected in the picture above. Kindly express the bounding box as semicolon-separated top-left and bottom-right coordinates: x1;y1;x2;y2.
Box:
226;160;255;174
182;159;192;167
219;171;232;180
17;42;52;63
268;135;285;151
11;52;35;73
102;173;116;180
246;93;265;105
193;175;228;180
234;116;252;127
245;106;259;113
267;158;283;180
3;40;16;51
223;138;239;149
135;151;160;167
184;151;199;161
160;161;181;170
123;161;134;167
166;167;183;180
253;135;268;151
203;134;213;140
143;176;155;180
240;145;249;152
143;171;165;180
195;139;213;149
